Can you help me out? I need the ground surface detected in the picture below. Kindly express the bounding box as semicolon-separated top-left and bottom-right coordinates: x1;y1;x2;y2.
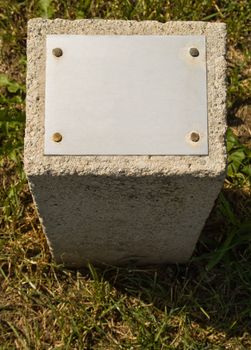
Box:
0;1;251;349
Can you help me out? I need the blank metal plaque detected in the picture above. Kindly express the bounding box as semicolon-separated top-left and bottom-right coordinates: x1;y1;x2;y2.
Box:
44;35;208;155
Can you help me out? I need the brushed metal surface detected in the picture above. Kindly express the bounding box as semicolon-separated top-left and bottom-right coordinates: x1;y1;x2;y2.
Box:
44;35;208;155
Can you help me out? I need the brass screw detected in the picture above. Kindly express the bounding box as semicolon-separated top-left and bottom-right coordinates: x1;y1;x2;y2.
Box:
52;132;62;142
190;132;200;142
52;48;63;57
189;48;199;57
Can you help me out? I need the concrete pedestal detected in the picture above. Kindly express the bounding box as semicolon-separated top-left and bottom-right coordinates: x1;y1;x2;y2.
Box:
24;19;227;267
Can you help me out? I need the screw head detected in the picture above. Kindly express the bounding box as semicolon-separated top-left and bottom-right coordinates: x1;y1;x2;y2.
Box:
190;132;200;142
52;48;63;57
52;132;62;142
189;47;199;57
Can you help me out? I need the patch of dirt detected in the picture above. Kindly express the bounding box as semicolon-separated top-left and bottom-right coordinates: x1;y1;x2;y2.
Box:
232;103;251;148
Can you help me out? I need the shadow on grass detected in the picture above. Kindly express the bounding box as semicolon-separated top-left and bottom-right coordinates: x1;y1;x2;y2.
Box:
89;188;251;338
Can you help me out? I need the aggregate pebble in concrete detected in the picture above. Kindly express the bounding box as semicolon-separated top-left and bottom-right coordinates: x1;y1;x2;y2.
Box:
24;19;227;267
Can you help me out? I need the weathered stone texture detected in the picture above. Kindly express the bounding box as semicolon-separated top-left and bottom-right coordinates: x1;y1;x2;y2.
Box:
25;19;227;267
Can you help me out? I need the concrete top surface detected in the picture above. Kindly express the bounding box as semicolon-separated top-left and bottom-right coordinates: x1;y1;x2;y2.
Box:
24;19;227;177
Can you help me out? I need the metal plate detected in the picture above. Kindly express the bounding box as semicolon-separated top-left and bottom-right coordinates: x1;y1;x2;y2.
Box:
44;35;208;155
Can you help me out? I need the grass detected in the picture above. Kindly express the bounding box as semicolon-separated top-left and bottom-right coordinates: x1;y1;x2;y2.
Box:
0;0;251;348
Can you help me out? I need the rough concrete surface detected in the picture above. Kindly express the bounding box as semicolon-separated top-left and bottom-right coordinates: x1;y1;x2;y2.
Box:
24;19;227;267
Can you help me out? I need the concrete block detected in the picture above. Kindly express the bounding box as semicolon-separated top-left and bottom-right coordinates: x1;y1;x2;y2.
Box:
24;19;227;267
